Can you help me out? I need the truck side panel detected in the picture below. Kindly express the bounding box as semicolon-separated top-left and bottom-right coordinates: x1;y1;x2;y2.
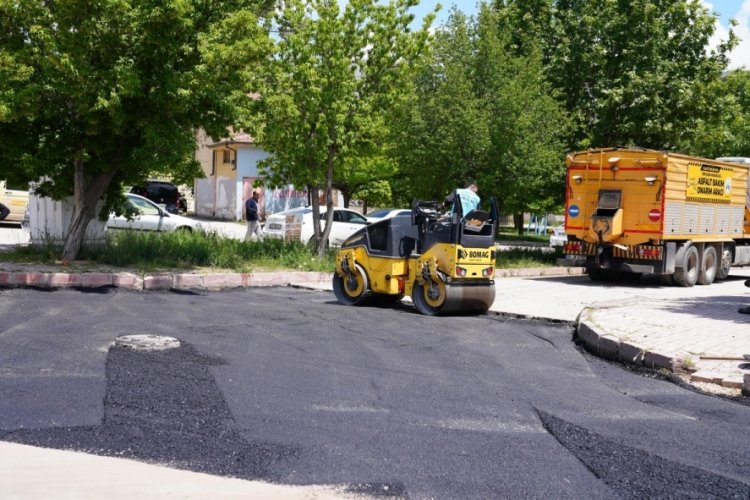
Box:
662;156;746;240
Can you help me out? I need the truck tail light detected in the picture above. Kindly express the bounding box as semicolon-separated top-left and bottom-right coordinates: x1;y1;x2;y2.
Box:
564;241;582;254
455;266;467;277
482;267;494;277
638;247;662;258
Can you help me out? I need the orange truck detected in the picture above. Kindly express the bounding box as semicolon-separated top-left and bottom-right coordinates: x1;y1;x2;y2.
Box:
563;147;750;286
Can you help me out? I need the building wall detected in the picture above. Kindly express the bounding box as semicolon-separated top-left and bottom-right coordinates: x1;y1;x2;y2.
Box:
27;195;106;246
235;148;269;220
193;138;344;221
194;130;214;179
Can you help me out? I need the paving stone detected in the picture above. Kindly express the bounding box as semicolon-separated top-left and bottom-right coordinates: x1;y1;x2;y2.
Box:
80;273;113;287
246;273;282;286
172;274;204;289
617;341;645;365
597;335;620;361
14;272;48;286
202;273;243;289
143;274;172;290
113;273;141;290
47;273;81;287
575;320;601;348
644;351;676;371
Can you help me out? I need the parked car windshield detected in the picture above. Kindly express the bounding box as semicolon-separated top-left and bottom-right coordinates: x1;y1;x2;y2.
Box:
367;208;396;218
129;195;161;216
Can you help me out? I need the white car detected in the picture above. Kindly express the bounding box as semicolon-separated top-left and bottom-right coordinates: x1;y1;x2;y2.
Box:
549;224;567;247
108;193;202;232
263;206;369;247
365;208;411;223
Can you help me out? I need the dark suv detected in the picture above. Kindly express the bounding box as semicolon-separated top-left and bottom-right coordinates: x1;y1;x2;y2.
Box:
130;181;186;214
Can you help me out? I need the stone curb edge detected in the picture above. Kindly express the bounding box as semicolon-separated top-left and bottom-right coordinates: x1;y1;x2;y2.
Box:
0;271;333;291
574;309;750;396
0;266;584;291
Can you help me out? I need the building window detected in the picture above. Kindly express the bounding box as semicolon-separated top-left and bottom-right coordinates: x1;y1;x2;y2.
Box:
223;149;231;164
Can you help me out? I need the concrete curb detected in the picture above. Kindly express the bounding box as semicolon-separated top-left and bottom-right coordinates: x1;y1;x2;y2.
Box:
0;270;332;291
495;266;585;278
0;267;582;291
575;312;750;395
575;317;678;371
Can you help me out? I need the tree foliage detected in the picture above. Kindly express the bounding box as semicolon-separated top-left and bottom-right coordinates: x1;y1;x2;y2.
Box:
391;6;569;218
248;0;432;255
543;0;737;150
0;0;272;259
690;69;750;158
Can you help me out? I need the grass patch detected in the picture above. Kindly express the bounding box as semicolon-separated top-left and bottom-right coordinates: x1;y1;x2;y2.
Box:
495;247;562;268
5;230;335;273
496;228;550;243
2;229;563;271
87;230;336;272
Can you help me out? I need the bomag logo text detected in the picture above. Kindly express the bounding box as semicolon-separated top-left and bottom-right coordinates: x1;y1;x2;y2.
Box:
463;250;490;259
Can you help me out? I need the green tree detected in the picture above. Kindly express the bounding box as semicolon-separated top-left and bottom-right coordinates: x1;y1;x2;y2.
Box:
335;153;397;213
690;69;750;158
0;0;272;260
248;0;432;255
391;9;491;202
391;5;568;228
545;0;737;150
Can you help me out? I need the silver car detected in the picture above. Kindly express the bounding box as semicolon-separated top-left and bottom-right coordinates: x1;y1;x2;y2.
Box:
108;193;202;232
549;224;567;247
365;208;411;223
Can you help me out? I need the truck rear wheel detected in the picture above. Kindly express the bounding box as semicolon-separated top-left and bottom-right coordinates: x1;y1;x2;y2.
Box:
673;245;699;287
716;248;732;280
697;246;717;285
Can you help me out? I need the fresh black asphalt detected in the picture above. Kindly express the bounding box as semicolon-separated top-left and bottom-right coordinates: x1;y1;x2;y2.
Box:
0;286;749;498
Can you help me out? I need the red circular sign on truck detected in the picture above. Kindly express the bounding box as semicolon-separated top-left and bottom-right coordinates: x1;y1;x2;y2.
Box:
648;209;661;222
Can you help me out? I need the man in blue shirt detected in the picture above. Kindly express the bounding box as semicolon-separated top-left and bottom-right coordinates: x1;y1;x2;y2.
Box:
454;182;480;217
245;191;263;240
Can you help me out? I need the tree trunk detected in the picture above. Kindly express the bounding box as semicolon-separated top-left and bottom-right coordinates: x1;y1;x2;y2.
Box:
310;184;321;248
514;213;524;236
318;145;336;257
61;160;116;261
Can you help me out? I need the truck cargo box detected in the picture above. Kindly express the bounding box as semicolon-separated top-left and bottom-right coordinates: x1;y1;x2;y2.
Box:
563;148;750;286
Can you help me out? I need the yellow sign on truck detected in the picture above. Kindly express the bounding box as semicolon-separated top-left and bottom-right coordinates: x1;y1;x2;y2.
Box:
563;148;750;286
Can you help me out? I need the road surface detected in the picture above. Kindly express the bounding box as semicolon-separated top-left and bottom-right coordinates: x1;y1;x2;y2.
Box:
0;287;748;498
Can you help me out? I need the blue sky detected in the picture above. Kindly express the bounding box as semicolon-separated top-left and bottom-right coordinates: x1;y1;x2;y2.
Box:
406;0;749;69
411;0;739;25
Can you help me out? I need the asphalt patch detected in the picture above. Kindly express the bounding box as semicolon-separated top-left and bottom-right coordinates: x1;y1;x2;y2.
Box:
0;338;409;496
536;410;750;499
0;340;295;480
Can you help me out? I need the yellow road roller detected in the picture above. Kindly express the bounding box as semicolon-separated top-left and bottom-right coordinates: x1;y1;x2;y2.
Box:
332;198;498;315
